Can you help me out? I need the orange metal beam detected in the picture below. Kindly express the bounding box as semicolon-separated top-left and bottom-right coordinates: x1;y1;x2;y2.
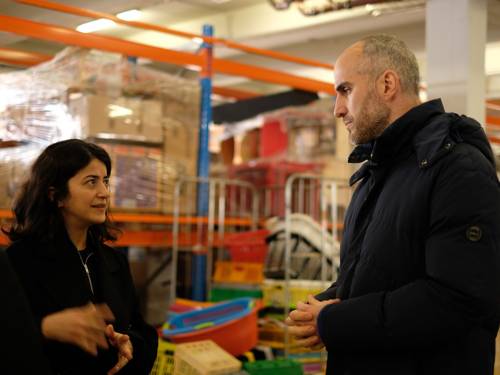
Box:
0;14;203;67
0;230;225;247
488;135;500;144
1;210;255;226
110;212;255;226
114;231;225;247
16;0;335;70
0;47;51;66
1;47;262;99
0;15;334;94
486;115;500;127
214;58;334;94
212;86;260;100
486;101;500;111
0;210;13;219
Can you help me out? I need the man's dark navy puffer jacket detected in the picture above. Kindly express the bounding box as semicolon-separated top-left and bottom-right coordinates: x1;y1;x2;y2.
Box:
316;99;500;375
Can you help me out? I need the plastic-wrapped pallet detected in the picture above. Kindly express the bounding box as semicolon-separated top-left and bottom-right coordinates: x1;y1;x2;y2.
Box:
0;142;43;209
0;47;200;214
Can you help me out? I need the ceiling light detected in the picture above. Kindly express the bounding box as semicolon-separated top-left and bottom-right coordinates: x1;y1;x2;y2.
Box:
76;9;141;33
185;64;201;72
76;19;116;33
116;9;142;21
108;104;133;118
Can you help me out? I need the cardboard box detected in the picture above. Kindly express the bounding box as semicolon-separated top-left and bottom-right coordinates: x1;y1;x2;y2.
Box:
70;94;165;142
161;157;198;215
69;94;110;137
99;143;164;213
108;97;142;137
174;340;241;375
141;99;163;127
141;99;164;142
163;118;199;163
240;128;260;162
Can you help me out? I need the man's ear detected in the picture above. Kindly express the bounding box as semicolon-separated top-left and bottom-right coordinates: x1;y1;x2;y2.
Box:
377;69;399;100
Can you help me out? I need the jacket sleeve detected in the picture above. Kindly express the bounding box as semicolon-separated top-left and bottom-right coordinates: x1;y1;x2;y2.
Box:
317;146;500;351
315;282;337;301
117;253;158;375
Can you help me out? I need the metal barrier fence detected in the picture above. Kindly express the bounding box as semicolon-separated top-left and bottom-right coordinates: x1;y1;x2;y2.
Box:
282;173;351;357
170;176;259;302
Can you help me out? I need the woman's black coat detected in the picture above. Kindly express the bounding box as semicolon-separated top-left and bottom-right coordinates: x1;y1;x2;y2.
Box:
7;230;158;375
316;99;500;375
0;249;54;375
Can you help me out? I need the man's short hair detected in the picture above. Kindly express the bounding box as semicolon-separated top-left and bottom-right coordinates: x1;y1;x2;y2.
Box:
359;34;420;96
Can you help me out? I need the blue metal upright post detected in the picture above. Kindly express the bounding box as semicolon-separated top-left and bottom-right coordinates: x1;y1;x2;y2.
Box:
192;24;213;301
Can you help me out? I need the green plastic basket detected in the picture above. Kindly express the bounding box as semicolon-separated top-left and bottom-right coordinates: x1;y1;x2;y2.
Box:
210;286;262;302
243;359;303;375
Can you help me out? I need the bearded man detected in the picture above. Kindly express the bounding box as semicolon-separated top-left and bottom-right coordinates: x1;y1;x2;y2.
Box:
286;34;500;375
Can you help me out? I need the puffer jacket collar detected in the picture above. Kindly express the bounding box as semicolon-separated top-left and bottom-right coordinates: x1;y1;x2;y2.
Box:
349;99;448;185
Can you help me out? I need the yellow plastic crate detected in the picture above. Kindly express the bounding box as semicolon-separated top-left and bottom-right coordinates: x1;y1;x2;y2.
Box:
213;261;263;284
262;279;331;308
150;339;175;375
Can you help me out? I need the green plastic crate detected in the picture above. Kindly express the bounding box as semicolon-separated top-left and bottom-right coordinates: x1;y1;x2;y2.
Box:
210;287;262;302
243;359;303;375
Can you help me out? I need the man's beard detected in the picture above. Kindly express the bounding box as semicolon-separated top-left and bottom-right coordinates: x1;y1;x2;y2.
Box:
349;91;390;145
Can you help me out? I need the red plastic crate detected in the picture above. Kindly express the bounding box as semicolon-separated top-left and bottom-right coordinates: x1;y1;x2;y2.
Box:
228;161;321;217
260;119;288;158
224;230;269;263
229;161;319;187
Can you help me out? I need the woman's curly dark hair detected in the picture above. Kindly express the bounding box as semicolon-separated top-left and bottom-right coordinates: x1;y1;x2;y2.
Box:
4;139;119;243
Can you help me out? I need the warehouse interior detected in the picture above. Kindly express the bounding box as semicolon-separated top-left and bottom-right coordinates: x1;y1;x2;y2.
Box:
0;0;499;374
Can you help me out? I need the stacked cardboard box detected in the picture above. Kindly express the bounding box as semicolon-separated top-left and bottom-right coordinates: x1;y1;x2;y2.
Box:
0;48;201;213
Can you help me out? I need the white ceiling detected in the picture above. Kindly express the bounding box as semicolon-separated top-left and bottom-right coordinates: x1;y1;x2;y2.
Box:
0;0;500;96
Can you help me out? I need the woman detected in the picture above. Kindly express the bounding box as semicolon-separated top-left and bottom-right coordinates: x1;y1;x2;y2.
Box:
4;139;158;375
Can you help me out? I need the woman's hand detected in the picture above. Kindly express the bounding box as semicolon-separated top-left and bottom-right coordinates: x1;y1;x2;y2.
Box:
106;324;133;375
41;303;115;356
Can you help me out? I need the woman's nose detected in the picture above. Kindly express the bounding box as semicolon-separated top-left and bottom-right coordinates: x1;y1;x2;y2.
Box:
97;182;110;197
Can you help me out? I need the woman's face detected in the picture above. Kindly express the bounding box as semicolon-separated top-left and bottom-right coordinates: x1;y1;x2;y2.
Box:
58;158;110;232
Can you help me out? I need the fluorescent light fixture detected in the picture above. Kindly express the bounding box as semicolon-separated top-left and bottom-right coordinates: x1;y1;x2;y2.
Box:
108;104;133;118
185;64;202;72
76;18;116;33
76;9;141;33
116;9;142;21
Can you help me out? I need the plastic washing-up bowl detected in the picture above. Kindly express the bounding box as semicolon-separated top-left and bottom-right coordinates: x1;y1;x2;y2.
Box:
161;297;258;356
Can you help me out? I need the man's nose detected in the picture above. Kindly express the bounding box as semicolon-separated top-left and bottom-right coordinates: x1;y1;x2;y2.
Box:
333;96;346;118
